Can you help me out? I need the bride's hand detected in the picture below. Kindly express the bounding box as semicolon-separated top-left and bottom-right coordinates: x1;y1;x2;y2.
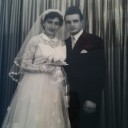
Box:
40;64;56;73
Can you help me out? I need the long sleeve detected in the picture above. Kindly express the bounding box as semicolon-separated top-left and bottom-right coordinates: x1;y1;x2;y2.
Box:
21;37;55;73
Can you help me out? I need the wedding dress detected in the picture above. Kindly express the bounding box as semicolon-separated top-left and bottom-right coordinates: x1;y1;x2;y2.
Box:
1;33;70;128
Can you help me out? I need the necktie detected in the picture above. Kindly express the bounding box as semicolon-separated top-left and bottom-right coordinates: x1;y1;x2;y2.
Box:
71;36;76;48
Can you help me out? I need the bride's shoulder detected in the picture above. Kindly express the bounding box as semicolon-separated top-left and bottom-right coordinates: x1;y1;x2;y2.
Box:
27;35;42;47
33;34;44;40
29;34;40;41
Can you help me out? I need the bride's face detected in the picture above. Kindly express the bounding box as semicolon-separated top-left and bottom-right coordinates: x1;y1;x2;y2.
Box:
43;17;60;38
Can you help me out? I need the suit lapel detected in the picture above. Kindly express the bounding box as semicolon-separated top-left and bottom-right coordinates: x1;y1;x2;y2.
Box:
66;38;72;63
72;40;82;54
72;31;87;54
66;31;88;62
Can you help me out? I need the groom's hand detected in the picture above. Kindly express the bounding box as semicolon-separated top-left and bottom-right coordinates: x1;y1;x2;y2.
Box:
84;100;96;113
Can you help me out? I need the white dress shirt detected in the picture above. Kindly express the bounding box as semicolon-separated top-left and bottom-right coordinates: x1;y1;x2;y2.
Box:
71;29;83;48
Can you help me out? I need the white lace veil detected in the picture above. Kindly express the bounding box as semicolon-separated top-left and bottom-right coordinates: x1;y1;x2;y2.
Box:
9;9;63;82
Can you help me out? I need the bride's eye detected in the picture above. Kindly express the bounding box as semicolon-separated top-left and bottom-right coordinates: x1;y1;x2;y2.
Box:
55;22;59;26
47;20;52;25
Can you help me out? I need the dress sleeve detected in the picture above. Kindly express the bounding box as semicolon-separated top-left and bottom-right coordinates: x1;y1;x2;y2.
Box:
21;37;55;73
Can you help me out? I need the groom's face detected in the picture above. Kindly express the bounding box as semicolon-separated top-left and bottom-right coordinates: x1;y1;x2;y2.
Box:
65;14;83;35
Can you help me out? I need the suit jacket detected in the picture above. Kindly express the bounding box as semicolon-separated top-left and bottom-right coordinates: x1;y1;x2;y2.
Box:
64;31;106;105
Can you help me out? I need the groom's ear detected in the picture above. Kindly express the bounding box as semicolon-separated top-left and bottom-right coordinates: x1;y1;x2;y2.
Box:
80;20;84;27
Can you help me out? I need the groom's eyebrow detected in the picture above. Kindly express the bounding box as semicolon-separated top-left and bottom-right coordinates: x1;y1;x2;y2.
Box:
65;20;71;23
65;19;79;23
73;19;79;22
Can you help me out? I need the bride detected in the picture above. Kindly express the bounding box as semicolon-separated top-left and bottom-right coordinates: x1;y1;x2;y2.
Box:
1;9;70;128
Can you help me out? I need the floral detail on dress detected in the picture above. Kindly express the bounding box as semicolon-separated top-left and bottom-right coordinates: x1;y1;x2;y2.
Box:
39;33;61;48
21;37;56;73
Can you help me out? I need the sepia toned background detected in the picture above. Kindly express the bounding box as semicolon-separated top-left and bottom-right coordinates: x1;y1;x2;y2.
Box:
0;0;127;128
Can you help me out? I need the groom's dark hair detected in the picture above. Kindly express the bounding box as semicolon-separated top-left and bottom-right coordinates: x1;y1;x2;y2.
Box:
64;6;83;20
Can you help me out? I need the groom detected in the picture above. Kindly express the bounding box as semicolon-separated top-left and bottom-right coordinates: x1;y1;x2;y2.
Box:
64;6;106;128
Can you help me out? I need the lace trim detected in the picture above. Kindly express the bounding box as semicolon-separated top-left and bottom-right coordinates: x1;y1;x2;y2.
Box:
39;35;62;48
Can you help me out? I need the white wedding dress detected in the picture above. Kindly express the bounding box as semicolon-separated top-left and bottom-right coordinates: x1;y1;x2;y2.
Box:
2;33;70;128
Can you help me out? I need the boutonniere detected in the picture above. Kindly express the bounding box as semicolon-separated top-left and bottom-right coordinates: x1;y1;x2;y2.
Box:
80;49;88;53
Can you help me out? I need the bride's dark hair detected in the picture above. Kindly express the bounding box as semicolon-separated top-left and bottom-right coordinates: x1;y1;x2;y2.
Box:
42;12;63;26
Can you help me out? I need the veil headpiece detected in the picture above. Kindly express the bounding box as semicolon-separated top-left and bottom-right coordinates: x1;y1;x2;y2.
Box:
9;9;63;82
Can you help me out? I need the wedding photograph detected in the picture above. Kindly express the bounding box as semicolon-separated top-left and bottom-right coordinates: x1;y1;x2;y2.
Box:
0;0;127;128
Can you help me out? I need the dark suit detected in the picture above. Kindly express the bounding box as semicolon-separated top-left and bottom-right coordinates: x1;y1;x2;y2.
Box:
64;31;106;128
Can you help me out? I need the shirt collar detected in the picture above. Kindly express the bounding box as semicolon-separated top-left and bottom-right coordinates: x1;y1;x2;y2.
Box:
41;33;59;43
71;29;83;42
